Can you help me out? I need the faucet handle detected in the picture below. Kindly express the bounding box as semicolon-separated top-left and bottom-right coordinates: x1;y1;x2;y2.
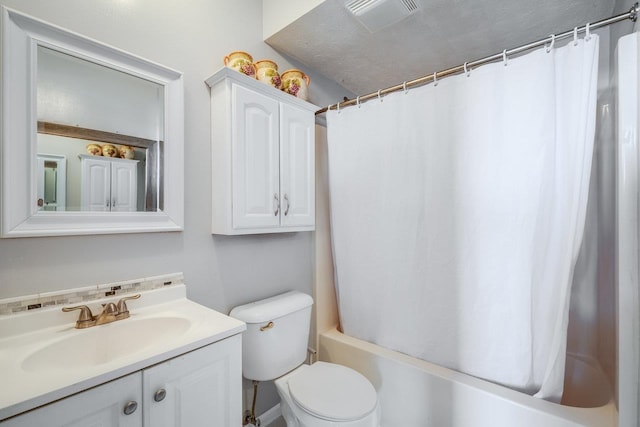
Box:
62;305;95;329
116;294;141;320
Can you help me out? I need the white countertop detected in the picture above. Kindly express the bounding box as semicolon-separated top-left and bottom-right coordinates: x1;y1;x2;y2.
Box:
0;285;245;421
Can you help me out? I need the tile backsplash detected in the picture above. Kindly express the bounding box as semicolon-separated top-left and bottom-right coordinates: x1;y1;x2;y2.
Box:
0;273;184;315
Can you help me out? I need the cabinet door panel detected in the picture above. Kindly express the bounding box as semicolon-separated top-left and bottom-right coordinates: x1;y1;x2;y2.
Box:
81;158;111;211
143;335;242;427
2;373;142;427
280;103;315;227
232;84;280;229
111;162;138;212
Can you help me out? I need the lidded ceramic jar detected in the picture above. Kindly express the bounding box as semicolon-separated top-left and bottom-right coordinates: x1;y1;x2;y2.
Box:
86;143;102;156
281;69;310;101
119;145;135;159
223;51;256;77
102;144;118;158
254;59;281;89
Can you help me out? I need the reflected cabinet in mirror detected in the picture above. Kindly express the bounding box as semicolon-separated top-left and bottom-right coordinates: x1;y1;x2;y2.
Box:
1;7;184;237
37;46;164;213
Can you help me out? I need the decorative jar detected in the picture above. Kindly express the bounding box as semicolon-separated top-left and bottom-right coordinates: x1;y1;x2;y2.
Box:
281;69;310;100
86;143;102;156
223;51;255;77
102;144;118;158
254;60;281;89
119;145;135;159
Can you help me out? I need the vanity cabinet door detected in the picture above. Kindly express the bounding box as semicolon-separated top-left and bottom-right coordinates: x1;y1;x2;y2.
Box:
2;372;142;427
142;334;242;427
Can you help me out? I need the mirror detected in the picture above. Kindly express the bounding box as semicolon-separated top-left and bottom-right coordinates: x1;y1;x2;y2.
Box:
1;7;184;237
37;46;164;213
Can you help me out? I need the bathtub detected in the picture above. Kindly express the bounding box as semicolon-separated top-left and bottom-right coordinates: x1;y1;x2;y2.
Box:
319;328;617;427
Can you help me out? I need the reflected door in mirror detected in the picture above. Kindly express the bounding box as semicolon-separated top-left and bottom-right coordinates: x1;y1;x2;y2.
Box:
37;154;67;212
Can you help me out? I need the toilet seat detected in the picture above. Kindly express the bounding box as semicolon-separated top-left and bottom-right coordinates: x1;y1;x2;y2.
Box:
287;362;377;422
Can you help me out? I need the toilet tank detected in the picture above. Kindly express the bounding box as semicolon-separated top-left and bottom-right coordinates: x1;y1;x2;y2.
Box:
229;291;313;381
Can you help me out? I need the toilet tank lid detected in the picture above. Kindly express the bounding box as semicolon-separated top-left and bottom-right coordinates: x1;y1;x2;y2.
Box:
229;291;313;323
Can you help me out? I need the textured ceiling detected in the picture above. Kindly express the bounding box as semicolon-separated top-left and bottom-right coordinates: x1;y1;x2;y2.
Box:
265;0;619;96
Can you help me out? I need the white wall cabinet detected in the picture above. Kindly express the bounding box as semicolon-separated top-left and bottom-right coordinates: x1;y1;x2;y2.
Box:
80;155;138;212
3;335;242;427
207;67;316;235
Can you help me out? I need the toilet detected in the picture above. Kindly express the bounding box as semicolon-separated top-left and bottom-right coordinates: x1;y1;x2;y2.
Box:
230;291;379;427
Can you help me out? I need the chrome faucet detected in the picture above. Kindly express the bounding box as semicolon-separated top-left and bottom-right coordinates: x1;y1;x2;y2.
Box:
62;294;141;329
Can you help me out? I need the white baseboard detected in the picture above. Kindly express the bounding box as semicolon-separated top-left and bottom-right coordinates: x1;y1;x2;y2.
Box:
258;403;282;426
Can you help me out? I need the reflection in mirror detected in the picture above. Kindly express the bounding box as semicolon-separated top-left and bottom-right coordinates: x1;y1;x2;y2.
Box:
37;46;164;212
37;154;66;211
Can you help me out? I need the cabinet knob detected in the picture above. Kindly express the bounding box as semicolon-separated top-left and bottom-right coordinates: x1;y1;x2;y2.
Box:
154;388;167;402
273;193;280;216
123;400;138;415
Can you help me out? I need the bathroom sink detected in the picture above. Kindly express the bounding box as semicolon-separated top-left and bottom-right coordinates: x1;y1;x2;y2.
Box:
0;284;246;422
22;316;191;372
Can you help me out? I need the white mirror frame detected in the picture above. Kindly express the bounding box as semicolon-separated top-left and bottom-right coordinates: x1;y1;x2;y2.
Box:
1;7;184;237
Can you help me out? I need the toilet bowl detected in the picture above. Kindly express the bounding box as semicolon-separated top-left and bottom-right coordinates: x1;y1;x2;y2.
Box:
275;362;379;427
229;291;380;427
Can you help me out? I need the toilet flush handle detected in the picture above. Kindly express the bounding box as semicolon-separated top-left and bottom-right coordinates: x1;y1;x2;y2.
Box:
260;321;274;331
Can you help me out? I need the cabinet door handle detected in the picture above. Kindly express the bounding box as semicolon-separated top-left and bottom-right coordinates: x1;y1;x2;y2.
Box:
112;198;116;207
106;198;110;208
273;193;280;216
123;400;138;415
284;194;290;216
154;388;167;402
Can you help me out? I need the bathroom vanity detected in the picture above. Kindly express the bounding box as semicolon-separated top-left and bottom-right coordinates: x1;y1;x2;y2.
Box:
0;282;246;426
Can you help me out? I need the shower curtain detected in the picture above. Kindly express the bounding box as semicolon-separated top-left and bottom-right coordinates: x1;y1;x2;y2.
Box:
326;36;599;401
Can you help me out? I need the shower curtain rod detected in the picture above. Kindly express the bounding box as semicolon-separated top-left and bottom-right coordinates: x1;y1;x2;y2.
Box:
315;3;639;115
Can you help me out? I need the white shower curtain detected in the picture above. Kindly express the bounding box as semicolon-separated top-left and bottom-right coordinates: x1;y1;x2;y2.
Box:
326;36;599;400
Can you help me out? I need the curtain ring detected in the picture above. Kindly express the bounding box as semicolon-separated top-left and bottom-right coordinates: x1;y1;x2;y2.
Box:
502;49;508;66
356;96;361;108
403;81;408;94
433;71;438;87
464;62;470;77
573;27;578;46
377;89;383;102
546;34;555;53
585;22;591;41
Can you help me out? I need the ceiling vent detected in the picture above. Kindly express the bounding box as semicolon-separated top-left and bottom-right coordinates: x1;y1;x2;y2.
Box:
345;0;419;33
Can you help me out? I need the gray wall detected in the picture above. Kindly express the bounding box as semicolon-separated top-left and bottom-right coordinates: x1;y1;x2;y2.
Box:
0;0;352;416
